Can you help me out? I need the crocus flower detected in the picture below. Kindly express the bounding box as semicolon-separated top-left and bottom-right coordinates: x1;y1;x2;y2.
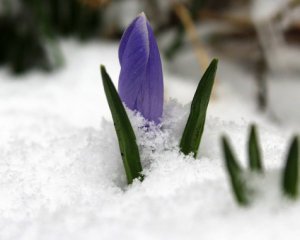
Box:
118;13;164;124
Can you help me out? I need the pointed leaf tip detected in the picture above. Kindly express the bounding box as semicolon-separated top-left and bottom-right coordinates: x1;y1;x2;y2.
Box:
248;124;263;173
211;58;218;66
139;12;146;18
282;136;300;199
100;65;105;75
179;59;218;158
222;136;249;206
100;65;143;184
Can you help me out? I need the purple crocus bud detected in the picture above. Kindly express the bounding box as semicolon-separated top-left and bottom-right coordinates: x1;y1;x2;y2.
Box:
118;13;164;124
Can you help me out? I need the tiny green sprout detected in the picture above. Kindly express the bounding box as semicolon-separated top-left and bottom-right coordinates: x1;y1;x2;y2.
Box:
222;125;300;206
248;124;263;173
222;136;249;206
282;136;300;199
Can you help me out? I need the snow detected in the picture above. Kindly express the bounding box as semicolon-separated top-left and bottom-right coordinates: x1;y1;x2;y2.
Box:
250;0;300;72
267;72;300;124
251;0;292;22
0;40;299;240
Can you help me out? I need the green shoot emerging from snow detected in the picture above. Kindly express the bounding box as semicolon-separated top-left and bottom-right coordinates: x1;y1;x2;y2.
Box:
222;136;249;206
282;136;300;199
248;124;264;173
100;65;143;185
180;59;218;158
222;125;300;206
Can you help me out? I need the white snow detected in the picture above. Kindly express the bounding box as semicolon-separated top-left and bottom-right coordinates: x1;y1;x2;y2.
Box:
251;0;292;22
250;0;300;72
0;40;299;240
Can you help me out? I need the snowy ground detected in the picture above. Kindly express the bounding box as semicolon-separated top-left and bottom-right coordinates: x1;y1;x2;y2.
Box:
0;40;299;240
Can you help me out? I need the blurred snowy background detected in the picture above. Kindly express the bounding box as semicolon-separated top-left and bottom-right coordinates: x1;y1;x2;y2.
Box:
1;0;300;239
1;0;300;121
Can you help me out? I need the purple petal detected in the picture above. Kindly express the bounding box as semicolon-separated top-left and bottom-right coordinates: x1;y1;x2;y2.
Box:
118;14;149;110
118;13;164;124
135;22;163;124
118;17;139;64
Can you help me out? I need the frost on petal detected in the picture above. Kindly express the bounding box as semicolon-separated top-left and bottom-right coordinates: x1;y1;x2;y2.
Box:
135;22;164;124
118;15;149;110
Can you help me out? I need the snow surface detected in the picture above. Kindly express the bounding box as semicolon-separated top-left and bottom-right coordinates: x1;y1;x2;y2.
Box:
0;40;299;240
251;0;292;22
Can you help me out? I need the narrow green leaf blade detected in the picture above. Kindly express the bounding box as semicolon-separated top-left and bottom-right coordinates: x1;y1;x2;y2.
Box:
100;65;143;184
222;136;249;206
248;124;263;173
180;59;218;158
282;136;300;199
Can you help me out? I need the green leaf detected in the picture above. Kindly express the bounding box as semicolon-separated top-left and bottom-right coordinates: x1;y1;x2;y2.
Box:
222;136;249;206
100;65;143;184
180;59;218;158
282;136;300;199
248;124;263;173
